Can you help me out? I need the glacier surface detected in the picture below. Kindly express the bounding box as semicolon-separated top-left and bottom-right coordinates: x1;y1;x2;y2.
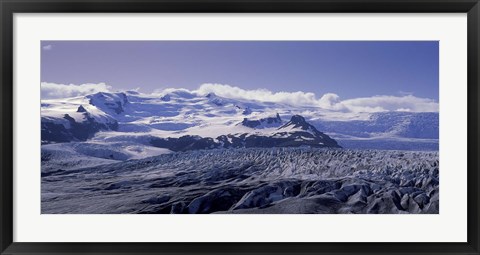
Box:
42;148;439;214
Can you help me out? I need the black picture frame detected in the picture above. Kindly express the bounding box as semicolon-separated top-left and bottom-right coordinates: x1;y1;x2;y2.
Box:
1;0;479;254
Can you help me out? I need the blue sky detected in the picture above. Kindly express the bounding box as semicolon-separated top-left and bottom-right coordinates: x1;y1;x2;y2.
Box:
41;41;439;101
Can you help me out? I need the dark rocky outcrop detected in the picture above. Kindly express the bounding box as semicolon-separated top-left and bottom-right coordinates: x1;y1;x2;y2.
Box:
240;113;282;128
77;105;87;113
41;112;118;144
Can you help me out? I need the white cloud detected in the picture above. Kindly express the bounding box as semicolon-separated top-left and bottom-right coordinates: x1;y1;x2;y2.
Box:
318;93;349;112
339;95;439;113
41;82;112;99
195;83;320;107
40;82;439;113
193;83;438;113
42;45;53;51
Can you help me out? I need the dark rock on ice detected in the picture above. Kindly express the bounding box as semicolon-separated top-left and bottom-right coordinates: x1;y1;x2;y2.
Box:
77;105;87;113
240;113;282;128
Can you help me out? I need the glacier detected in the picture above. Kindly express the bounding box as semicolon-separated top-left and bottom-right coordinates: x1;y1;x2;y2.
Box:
42;148;438;214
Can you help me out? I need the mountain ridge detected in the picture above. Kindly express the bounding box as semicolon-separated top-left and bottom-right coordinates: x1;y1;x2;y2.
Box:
41;90;438;153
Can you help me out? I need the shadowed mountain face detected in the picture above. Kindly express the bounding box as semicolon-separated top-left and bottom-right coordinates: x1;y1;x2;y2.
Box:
41;112;118;144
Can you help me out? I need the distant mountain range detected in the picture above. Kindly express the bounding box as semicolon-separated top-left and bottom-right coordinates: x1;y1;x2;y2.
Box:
41;90;438;158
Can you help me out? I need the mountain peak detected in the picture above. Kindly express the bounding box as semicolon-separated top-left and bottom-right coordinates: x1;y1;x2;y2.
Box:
77;105;87;113
273;114;341;148
290;115;306;124
279;115;311;131
160;94;171;101
205;92;217;98
87;92;129;114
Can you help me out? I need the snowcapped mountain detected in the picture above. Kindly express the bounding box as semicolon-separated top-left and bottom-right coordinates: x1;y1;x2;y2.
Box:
311;112;438;139
41;93;119;143
41;89;438;160
150;114;340;152
310;112;438;150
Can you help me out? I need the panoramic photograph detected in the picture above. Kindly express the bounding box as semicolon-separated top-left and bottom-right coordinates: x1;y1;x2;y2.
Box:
41;41;439;214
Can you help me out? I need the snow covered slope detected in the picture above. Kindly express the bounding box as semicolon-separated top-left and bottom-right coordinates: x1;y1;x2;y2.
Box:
41;89;439;152
41;142;171;173
311;112;439;150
